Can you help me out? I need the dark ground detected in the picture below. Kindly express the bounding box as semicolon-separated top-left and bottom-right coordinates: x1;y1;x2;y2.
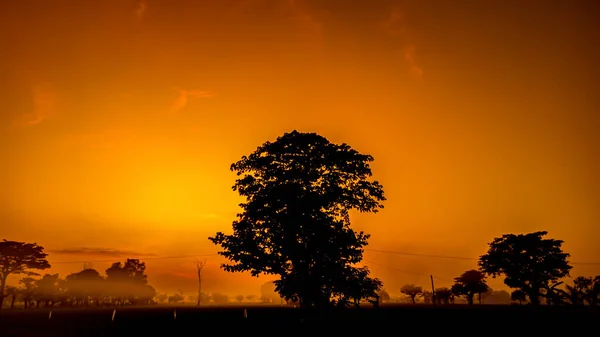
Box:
1;304;598;336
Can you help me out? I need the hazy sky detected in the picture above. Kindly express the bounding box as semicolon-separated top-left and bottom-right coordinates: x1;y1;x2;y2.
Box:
1;0;599;297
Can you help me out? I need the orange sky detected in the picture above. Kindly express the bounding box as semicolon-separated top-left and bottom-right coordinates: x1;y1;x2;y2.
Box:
1;0;599;298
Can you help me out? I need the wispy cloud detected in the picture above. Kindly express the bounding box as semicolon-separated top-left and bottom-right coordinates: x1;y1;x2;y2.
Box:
169;88;215;114
403;44;423;80
379;6;423;80
50;247;157;257
135;0;147;20
229;0;322;42
15;83;57;127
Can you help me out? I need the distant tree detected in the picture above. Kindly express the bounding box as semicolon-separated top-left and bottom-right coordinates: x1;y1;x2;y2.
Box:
64;269;105;306
4;285;18;309
211;293;228;304
478;231;572;305
245;294;257;301
450;270;489;306
34;273;61;307
562;284;581;306
168;293;184;304
400;284;423;304
105;259;154;305
434;287;453;305
198;291;211;304
584;276;600;306
420;290;433;304
259;281;281;304
0;240;51;309
591;276;600;306
235;294;244;303
563;276;597;306
333;267;382;308
18;277;37;308
511;290;527;305
377;289;390;303
209;131;385;309
477;287;494;304
156;293;168;304
484;290;511;304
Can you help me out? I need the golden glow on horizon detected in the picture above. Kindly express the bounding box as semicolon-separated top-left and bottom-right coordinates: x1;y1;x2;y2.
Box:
1;0;599;296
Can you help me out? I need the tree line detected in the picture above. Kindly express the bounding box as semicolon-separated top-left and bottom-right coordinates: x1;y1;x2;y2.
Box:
0;240;155;309
2;131;598;310
208;131;600;308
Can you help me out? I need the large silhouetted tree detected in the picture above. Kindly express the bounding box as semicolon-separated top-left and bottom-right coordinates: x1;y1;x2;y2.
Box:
209;131;385;308
0;240;50;309
451;270;489;305
478;231;572;305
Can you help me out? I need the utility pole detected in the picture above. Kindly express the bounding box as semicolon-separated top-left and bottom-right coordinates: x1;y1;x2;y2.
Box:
430;275;436;308
196;259;206;306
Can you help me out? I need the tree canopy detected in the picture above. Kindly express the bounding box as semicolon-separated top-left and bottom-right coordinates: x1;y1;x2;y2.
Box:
478;231;572;305
451;270;489;305
209;130;385;308
400;284;423;304
0;240;50;308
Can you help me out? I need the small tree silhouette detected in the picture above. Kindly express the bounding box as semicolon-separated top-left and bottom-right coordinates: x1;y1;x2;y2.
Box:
400;284;423;304
420;290;433;304
450;270;489;305
434;288;453;305
564;276;598;306
235;294;244;303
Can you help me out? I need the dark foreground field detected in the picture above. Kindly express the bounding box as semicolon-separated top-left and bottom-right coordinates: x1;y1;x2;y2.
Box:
1;304;598;336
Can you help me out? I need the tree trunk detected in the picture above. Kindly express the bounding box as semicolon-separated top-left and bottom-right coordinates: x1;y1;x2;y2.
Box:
467;294;474;306
10;296;16;309
411;296;416;304
529;293;540;305
0;274;7;310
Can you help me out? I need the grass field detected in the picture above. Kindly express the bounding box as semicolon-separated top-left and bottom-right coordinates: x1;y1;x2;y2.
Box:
1;304;598;336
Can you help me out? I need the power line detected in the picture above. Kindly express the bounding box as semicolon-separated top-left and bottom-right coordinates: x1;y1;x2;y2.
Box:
364;260;447;281
50;253;219;265
48;248;600;266
364;248;600;266
365;249;476;261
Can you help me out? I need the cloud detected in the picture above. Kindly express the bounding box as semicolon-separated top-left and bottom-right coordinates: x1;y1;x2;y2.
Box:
135;0;147;20
14;83;57;127
169;88;215;114
228;0;323;42
379;6;423;80
49;247;158;257
403;44;423;80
